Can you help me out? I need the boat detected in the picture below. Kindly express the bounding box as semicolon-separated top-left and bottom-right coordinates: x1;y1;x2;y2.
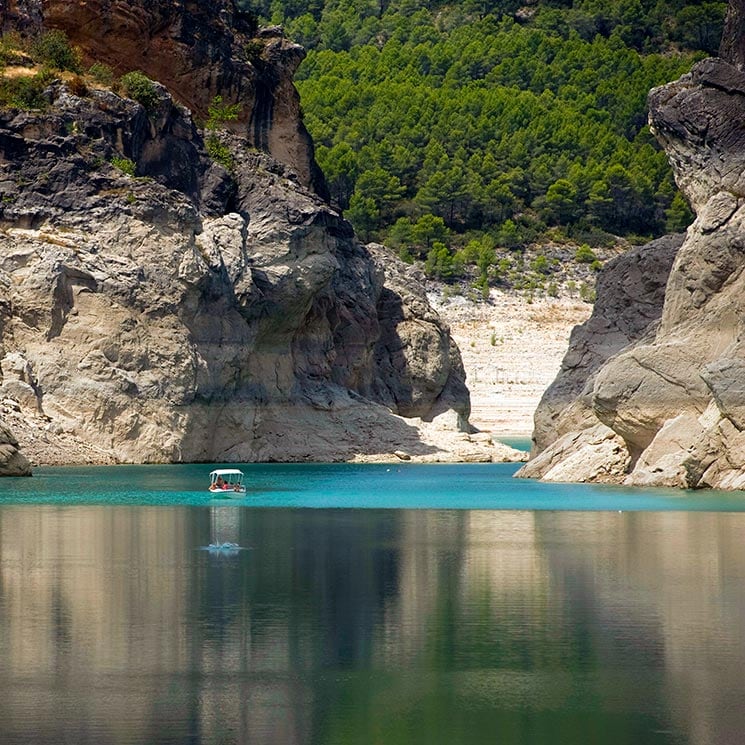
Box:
208;468;246;494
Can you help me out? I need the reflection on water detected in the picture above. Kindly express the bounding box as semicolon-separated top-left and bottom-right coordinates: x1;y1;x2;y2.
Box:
1;505;744;743
203;506;243;553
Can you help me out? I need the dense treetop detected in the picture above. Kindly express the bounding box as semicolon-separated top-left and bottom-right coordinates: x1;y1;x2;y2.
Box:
238;0;723;290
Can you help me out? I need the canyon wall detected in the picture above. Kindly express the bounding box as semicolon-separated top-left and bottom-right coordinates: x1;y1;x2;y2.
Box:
0;0;498;469
520;0;745;489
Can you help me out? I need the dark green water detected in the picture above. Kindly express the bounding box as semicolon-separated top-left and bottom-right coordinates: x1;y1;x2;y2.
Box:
1;464;745;744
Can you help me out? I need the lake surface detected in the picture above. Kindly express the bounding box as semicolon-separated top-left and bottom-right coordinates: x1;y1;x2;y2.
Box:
2;463;745;744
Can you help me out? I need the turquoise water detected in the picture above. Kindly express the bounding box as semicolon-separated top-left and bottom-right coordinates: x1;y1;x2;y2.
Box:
2;464;745;744
2;462;745;511
497;435;533;451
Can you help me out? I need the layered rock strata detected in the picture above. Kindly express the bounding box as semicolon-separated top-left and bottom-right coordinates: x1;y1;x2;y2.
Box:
0;83;475;463
520;7;745;489
0;2;510;467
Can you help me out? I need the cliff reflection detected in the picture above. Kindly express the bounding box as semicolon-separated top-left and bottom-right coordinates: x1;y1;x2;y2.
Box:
1;505;745;744
536;511;745;745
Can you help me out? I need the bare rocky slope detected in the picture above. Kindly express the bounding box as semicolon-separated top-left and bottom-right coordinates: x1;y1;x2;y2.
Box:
519;0;745;489
0;0;523;471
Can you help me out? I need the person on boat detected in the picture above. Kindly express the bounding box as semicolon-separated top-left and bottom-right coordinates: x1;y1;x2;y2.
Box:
214;476;225;490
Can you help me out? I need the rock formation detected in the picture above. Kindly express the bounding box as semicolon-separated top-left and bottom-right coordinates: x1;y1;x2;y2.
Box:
0;418;30;475
1;0;327;196
519;0;745;489
529;234;683;457
0;0;516;469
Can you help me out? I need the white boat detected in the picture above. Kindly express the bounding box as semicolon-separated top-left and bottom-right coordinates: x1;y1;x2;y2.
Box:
208;468;246;494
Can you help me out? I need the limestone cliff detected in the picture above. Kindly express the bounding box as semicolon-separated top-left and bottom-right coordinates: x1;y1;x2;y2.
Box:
0;418;30;475
0;0;495;467
519;0;745;489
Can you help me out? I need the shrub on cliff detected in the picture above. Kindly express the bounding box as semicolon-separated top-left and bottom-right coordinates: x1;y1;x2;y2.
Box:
119;71;158;110
89;62;114;87
575;244;598;264
243;40;265;65
206;95;241;130
203;96;240;170
205;134;235;171
0;69;53;110
30;30;81;73
111;157;136;176
0;33;28;66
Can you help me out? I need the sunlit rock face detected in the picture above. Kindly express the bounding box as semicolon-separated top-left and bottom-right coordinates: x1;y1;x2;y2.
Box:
0;3;472;465
520;0;745;489
0;420;30;476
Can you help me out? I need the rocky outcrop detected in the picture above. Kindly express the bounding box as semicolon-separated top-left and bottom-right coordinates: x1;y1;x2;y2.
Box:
367;245;469;428
2;0;327;197
0;418;31;475
520;3;745;488
0;7;491;466
720;0;745;70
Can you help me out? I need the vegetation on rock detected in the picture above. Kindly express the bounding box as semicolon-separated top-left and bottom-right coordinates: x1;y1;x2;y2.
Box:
204;95;242;170
205;95;242;131
0;29;81;72
118;70;159;110
30;29;82;73
205;134;235;171
0;30;81;109
0;68;53;109
111;157;137;176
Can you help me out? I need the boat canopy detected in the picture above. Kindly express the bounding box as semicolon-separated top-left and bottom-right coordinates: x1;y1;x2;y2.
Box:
209;468;246;493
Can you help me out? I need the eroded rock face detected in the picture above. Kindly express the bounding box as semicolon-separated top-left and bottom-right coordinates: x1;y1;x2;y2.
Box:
0;419;31;475
366;245;470;427
0;69;471;464
720;0;745;70
529;235;682;457
2;0;327;197
520;16;745;488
